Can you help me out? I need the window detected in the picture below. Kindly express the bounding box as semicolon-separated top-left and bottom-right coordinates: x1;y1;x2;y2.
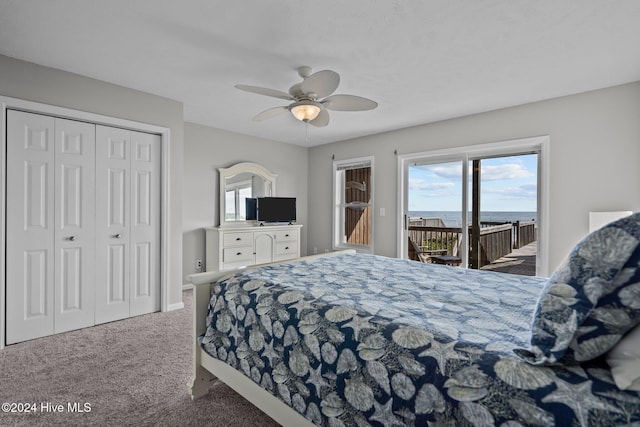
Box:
333;157;374;253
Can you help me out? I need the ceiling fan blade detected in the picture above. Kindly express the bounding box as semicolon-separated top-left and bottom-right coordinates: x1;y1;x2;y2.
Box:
301;70;340;98
308;107;330;127
235;84;294;101
322;94;378;111
252;106;289;121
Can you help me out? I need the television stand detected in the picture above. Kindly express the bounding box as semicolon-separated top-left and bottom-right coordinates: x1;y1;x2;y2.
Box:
205;224;303;271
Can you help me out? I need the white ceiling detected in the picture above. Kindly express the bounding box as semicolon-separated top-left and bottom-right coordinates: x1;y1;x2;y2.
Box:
1;1;640;147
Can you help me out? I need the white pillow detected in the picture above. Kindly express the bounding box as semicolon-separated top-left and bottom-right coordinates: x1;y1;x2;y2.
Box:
607;324;640;391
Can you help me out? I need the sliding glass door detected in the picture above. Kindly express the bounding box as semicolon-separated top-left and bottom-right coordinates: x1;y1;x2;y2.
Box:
407;159;468;267
468;154;538;274
398;137;548;276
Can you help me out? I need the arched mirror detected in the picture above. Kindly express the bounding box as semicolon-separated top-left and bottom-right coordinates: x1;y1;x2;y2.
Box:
219;162;277;227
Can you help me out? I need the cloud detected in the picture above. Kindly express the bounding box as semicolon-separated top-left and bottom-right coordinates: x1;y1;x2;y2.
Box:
430;165;462;179
483;183;537;200
481;164;533;181
409;178;455;191
417;163;532;181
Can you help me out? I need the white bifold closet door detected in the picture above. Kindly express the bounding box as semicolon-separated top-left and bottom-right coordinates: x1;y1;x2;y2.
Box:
6;110;160;344
94;125;160;324
6;111;96;344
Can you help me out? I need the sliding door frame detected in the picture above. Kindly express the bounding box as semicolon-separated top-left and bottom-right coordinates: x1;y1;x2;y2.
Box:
397;135;550;276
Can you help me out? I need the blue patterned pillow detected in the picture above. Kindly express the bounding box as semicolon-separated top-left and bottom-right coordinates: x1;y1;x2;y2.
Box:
563;243;640;362
517;212;640;365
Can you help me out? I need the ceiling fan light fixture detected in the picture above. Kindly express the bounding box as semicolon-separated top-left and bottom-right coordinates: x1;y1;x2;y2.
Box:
236;67;377;128
290;101;321;122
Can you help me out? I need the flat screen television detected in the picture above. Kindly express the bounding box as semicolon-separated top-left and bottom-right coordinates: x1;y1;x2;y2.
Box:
256;197;296;224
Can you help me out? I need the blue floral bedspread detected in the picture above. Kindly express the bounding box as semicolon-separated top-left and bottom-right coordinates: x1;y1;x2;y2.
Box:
200;253;640;426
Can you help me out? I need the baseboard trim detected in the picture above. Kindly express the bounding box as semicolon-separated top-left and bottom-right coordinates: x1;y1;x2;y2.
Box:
168;301;185;311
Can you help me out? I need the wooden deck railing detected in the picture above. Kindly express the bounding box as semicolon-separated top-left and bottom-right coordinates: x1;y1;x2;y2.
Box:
477;223;512;266
409;220;535;267
514;220;536;249
408;226;462;257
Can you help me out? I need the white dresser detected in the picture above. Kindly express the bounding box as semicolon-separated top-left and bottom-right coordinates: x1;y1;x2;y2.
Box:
205;224;303;271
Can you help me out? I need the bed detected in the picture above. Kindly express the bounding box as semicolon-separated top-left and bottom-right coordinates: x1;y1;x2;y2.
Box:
189;214;640;426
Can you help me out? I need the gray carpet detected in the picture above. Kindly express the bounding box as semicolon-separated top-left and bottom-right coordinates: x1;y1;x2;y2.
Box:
0;289;278;427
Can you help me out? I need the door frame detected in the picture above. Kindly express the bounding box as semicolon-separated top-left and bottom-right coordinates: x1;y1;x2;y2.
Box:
0;96;172;349
396;135;550;276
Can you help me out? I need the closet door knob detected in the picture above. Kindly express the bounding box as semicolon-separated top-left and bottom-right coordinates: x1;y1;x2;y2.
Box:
68;236;77;241
114;233;122;239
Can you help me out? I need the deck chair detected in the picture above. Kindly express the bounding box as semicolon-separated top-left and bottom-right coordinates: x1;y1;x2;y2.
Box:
408;236;428;263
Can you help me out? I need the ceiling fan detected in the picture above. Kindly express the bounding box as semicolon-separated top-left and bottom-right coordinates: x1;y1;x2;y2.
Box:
235;66;378;127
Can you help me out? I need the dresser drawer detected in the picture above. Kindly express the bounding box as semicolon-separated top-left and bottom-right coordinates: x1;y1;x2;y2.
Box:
275;241;297;257
223;232;253;247
223;246;254;264
275;230;297;242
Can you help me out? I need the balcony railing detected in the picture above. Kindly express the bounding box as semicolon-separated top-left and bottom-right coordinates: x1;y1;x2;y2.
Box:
514;220;536;249
408;219;536;268
408;225;463;257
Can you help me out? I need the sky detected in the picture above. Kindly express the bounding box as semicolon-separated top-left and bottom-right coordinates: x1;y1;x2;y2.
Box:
408;154;537;212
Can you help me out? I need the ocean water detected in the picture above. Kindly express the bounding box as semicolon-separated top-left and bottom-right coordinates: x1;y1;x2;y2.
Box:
408;211;537;227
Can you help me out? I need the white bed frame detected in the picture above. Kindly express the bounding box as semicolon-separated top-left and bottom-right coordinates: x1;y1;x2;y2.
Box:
188;251;355;426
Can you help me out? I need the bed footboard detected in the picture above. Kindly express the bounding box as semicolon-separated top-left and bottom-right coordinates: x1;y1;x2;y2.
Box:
187;251;355;415
186;267;316;426
188;270;229;400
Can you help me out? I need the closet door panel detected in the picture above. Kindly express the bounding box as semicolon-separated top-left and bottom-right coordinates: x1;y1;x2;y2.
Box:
95;125;131;324
26;162;49;228
24;250;48;316
108;168;126;227
129;132;160;316
108;244;127;301
6;110;55;344
54;118;96;333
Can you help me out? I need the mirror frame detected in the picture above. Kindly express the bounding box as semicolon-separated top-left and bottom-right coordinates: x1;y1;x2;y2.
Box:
218;162;277;227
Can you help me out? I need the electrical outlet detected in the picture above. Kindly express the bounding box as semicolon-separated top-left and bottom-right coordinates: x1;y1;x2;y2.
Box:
195;259;203;269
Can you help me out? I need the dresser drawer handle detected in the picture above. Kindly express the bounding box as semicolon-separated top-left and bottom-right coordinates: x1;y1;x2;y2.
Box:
236;252;242;256
235;237;242;241
285;246;290;250
285;234;290;237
